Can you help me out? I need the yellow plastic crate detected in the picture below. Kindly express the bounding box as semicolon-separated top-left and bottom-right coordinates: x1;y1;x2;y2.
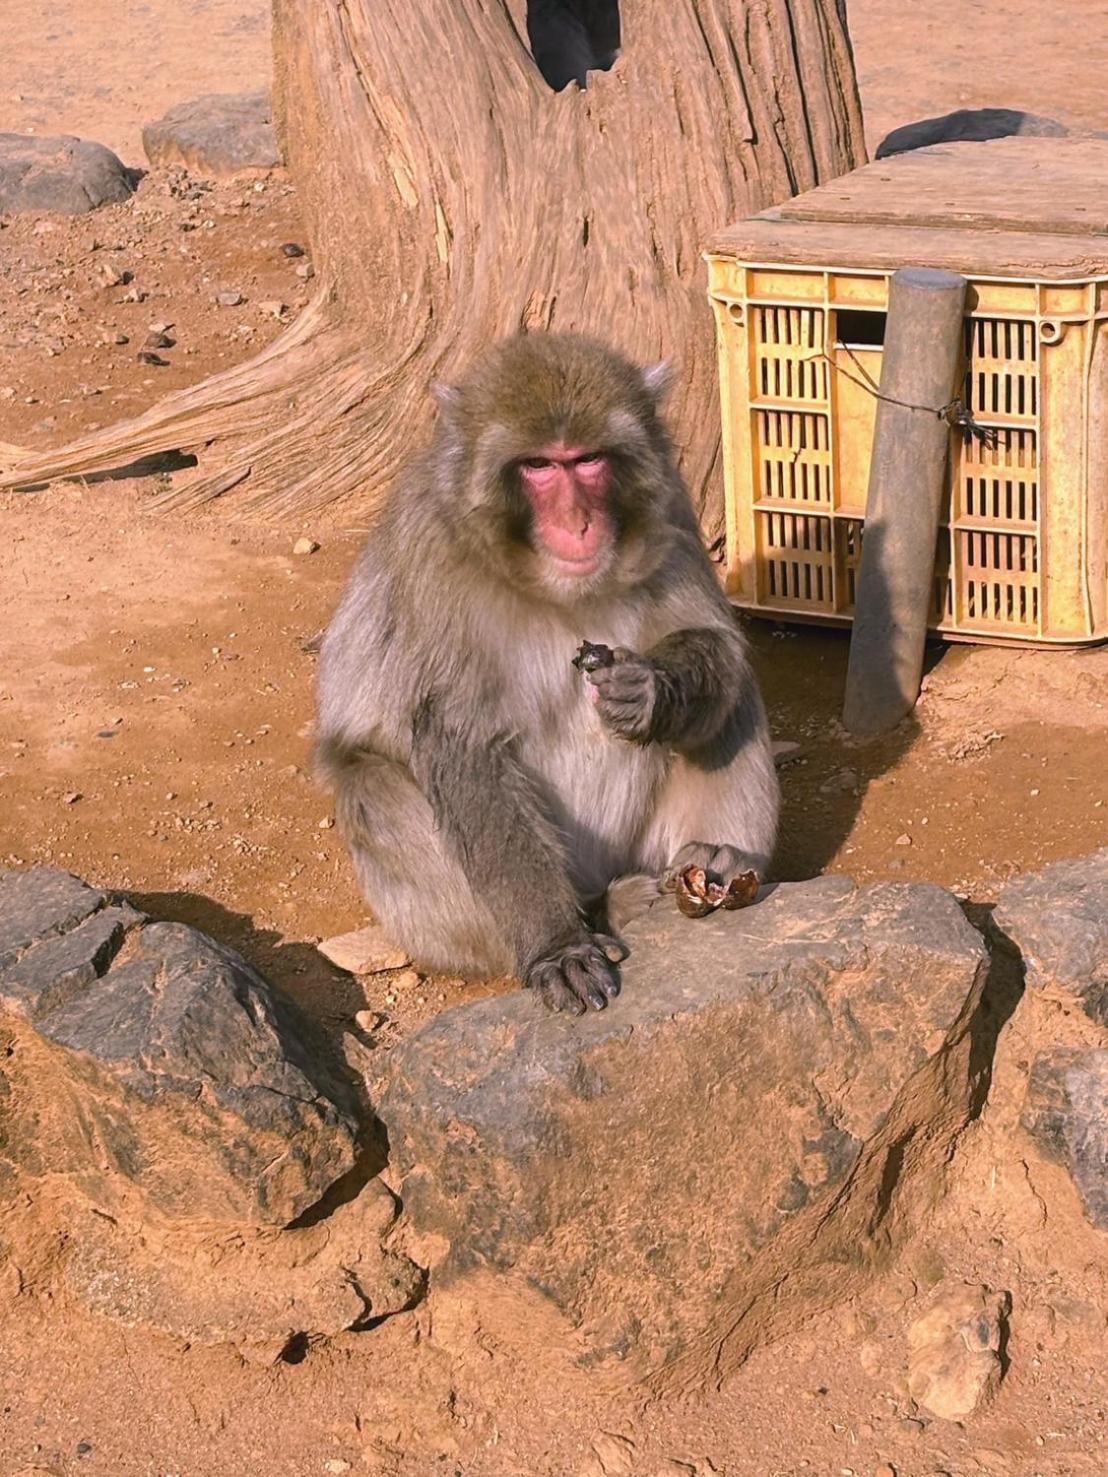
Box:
707;138;1108;645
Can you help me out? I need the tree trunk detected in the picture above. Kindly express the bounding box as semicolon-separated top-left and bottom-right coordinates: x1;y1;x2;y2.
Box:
0;1;865;533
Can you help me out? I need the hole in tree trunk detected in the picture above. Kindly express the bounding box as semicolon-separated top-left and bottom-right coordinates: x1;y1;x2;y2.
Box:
526;0;621;91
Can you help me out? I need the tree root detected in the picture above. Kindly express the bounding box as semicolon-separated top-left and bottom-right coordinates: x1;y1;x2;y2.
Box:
0;293;429;522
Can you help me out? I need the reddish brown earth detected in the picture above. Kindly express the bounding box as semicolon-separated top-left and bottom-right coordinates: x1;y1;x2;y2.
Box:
1;5;1107;1475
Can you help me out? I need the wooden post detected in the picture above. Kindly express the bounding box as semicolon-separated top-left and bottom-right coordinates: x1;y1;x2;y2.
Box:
842;266;967;735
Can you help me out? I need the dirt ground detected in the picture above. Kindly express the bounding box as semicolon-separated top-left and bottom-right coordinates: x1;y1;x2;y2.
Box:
2;4;1108;1476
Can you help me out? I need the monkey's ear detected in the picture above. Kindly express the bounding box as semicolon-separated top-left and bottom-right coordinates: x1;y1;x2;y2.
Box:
641;360;677;404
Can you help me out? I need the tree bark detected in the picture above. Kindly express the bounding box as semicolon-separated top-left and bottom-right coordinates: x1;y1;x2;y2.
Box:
0;0;866;532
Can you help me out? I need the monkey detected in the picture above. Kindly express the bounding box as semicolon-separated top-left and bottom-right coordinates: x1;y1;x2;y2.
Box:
316;333;779;1016
526;0;621;92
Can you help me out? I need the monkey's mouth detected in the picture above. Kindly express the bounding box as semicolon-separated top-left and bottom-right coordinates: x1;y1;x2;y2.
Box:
545;550;603;579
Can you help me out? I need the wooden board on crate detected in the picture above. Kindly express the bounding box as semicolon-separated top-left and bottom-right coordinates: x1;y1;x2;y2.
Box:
710;137;1108;281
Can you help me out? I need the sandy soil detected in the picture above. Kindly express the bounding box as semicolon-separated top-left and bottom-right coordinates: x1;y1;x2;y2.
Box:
850;0;1108;152
2;4;1108;1476
0;2;272;166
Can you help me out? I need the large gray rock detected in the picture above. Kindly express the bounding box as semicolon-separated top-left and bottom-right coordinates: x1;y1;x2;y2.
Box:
998;853;1108;1232
0;867;357;1227
380;878;989;1374
1022;1049;1108;1230
0;133;134;215
142;91;281;177
995;849;1108;1027
875;108;1070;159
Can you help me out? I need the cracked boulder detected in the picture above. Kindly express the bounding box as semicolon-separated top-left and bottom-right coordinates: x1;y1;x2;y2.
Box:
142;91;281;177
994;848;1108;1026
1021;1049;1108;1230
0;867;358;1227
997;852;1108;1232
0;133;134;214
380;877;989;1375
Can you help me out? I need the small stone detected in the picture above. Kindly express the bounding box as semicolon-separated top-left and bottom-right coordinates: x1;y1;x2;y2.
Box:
293;537;320;556
96;262;126;288
61;792;81;805
281;242;305;257
875;1465;897;1477
148;320;174;335
354;1009;382;1034
318;925;411;976
821;768;858;795
772;740;803;766
322;1463;351;1475
121;285;146;303
907;1284;1010;1421
215;290;245;307
137;351;169;367
581;1434;635;1477
895;834;913;847
392;969;422;991
143;330;175;350
258;299;287;319
318;817;334;830
295;262;315;280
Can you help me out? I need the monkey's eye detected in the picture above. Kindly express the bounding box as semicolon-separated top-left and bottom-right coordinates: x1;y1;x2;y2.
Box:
575;452;605;467
520;457;555;471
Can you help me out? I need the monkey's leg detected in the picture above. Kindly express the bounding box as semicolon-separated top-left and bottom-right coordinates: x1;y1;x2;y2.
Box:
641;700;780;918
332;750;516;978
410;701;628;1014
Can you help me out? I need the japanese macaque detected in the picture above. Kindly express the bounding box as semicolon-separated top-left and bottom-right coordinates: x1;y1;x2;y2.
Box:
316;333;779;1015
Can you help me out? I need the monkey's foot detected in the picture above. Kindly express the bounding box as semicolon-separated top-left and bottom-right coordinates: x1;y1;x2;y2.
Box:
670;864;760;919
525;934;628;1015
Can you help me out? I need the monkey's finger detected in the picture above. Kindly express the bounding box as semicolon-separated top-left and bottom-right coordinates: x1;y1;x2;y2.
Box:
587;664;649;692
596;694;647;717
595;932;630;963
564;957;609;1012
537;970;586;1016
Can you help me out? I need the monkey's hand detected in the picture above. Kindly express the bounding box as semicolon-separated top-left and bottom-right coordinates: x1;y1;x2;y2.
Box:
585;648;665;744
525;932;629;1015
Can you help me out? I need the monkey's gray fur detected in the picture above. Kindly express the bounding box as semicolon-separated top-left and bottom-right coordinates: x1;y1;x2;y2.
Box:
317;333;779;1014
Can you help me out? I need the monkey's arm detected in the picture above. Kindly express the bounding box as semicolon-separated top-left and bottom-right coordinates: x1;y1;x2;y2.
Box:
587;626;755;751
409;699;626;1013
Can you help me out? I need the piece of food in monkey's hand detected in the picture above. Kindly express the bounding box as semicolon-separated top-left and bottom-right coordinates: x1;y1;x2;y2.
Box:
720;870;760;910
572;640;616;674
674;864;716;918
673;863;761;917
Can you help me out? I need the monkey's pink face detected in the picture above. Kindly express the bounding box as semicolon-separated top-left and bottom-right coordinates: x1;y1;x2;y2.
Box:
517;445;613;578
